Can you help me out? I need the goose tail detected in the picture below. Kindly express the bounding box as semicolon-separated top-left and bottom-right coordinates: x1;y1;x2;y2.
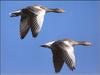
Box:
9;10;21;17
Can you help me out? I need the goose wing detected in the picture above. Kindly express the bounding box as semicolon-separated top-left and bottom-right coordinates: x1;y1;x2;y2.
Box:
24;6;46;37
30;11;45;37
20;15;30;39
53;41;76;71
52;47;64;73
20;6;46;38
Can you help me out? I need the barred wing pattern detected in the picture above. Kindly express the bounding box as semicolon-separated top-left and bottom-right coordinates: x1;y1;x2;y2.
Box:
20;15;30;39
20;7;46;38
52;41;75;71
30;11;45;37
52;47;64;73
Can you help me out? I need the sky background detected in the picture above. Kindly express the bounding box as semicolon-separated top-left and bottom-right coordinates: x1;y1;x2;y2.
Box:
1;1;100;75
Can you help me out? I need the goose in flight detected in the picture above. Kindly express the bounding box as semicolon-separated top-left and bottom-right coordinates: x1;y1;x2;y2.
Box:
9;5;64;39
41;39;92;73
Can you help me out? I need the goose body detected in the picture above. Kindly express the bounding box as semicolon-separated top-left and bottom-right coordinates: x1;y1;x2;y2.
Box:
41;39;91;73
9;5;64;39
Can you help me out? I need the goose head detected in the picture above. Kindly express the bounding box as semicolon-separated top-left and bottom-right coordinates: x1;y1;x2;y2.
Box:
38;5;64;13
46;8;64;13
63;39;92;46
78;41;92;46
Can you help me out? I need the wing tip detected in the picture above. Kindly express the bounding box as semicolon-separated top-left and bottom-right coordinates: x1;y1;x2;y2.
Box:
20;36;25;39
20;31;38;39
70;66;76;71
32;32;39;38
55;66;76;73
55;69;60;73
20;33;26;39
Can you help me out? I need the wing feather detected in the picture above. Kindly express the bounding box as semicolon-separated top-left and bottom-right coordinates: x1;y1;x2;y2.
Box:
52;47;64;73
20;15;30;39
21;6;45;38
53;41;76;71
30;10;45;37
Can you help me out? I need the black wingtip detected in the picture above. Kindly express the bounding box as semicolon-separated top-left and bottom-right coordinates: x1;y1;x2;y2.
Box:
55;68;61;73
70;66;76;71
32;32;39;38
20;35;25;40
20;37;24;40
55;70;60;73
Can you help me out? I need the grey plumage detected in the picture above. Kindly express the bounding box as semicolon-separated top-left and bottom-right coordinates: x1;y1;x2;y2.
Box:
41;39;92;73
10;5;64;39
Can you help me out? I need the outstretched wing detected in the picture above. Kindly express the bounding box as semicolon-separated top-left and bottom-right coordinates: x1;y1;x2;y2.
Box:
62;46;75;70
25;6;46;37
20;15;30;39
52;48;64;73
53;41;76;71
30;11;45;37
20;6;46;38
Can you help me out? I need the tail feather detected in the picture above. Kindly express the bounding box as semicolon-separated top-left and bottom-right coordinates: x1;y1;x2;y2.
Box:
9;10;21;17
41;45;49;48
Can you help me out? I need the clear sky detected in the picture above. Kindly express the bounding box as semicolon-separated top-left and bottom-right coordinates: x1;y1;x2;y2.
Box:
1;1;100;75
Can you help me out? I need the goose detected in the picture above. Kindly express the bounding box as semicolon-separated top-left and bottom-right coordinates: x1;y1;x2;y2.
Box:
9;5;64;39
41;39;92;73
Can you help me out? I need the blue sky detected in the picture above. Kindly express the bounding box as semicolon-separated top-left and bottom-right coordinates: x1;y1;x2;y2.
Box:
1;1;100;74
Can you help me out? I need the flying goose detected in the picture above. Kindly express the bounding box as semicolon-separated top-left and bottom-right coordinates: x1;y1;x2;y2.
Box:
41;39;92;73
9;5;64;39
